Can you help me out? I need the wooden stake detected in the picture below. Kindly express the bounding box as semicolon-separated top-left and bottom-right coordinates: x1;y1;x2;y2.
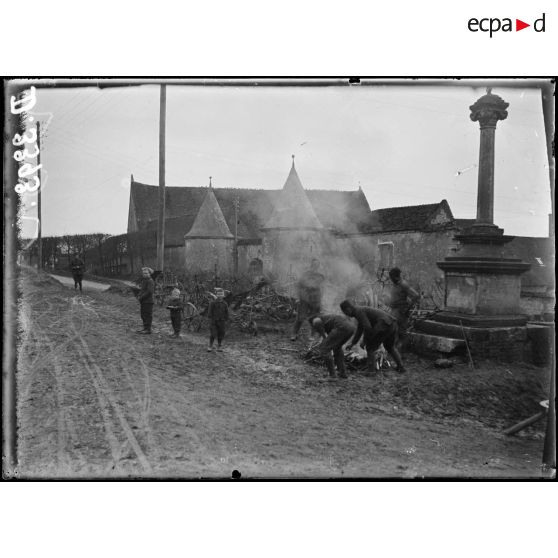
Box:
459;320;475;369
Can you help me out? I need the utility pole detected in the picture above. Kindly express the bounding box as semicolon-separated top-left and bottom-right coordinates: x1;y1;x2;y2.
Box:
156;84;166;272
37;121;42;270
233;195;239;277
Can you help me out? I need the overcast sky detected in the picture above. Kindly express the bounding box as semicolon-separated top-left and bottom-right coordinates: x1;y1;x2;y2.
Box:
20;80;552;238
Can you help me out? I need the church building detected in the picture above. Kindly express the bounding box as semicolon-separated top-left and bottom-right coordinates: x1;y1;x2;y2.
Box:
127;157;372;284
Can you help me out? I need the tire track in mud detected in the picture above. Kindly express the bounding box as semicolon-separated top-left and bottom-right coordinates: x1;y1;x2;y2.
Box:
74;345;125;471
23;285;153;475
67;303;153;474
52;355;70;470
30;306;124;473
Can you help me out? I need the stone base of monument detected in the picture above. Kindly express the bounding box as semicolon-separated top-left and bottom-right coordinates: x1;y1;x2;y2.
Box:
420;232;533;362
407;331;466;358
414;317;529;362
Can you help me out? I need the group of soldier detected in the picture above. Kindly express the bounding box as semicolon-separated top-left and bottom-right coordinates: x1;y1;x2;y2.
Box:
292;259;420;379
96;254;420;379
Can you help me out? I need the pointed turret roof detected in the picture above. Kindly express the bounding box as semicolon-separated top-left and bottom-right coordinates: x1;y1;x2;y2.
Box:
263;157;323;229
185;184;234;238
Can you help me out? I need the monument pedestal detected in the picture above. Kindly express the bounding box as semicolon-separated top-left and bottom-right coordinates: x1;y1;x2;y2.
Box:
411;89;532;362
413;230;531;361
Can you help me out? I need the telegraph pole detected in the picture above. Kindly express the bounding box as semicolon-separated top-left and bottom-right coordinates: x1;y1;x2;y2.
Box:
156;84;166;272
233;195;239;277
37;121;42;270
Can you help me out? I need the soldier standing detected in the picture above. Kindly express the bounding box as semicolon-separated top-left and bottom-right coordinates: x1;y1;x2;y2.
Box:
291;258;325;341
340;299;406;375
136;267;155;334
308;313;355;379
388;267;420;347
70;253;84;292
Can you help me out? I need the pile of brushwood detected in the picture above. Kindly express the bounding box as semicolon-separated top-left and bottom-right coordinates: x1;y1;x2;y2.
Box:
228;279;297;334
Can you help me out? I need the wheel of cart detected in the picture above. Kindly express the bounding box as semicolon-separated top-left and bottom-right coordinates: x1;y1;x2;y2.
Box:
182;302;204;332
155;271;181;307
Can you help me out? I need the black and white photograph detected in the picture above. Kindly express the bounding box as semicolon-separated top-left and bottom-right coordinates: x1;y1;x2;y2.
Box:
3;78;555;479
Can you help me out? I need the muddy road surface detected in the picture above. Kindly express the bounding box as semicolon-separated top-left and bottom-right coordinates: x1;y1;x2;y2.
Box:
15;268;547;478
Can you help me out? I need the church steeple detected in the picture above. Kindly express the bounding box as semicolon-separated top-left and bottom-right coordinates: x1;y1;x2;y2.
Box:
185;182;234;239
263;157;323;229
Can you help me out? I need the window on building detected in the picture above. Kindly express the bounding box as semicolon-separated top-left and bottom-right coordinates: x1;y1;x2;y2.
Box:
378;242;394;270
248;258;263;276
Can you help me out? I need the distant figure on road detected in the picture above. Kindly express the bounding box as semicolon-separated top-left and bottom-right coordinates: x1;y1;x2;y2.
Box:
308;313;355;379
70;253;84;292
166;287;184;338
136;267;155;334
291;258;325;341
388;267;420;347
340;300;406;375
207;288;229;352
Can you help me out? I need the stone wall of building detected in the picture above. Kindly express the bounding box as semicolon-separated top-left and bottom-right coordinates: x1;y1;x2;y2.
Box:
343;229;457;308
184;238;234;276
520;292;555;321
261;229;334;283
237;243;264;278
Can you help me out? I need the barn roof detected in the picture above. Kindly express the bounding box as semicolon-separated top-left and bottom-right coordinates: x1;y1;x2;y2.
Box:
129;175;371;238
504;236;555;288
360;200;455;233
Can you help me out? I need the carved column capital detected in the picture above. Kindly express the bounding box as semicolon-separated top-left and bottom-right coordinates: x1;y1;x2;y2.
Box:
470;92;509;128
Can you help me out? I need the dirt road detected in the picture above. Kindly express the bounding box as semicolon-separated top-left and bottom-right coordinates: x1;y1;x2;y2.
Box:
48;273;111;292
15;268;547;478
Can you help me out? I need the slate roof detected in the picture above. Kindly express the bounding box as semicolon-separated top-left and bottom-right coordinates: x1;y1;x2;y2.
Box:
504;236;555;289
185;188;233;238
263;162;324;229
359;200;455;233
129;177;372;239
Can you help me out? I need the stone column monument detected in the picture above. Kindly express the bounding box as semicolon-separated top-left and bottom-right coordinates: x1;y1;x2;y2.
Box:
415;89;531;361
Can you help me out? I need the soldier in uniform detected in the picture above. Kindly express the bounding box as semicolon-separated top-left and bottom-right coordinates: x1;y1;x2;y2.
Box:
70;253;84;292
291;258;325;341
136;267;155;334
308;313;355;379
388;267;420;348
340;299;406;375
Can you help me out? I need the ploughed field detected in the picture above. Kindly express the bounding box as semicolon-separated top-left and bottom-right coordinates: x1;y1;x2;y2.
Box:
15;267;548;478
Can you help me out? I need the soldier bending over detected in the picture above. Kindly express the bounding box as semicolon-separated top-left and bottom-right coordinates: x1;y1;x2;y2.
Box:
340;299;406;375
309;313;355;380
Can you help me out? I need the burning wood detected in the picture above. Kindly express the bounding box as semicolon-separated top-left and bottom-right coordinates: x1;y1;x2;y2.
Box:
302;342;392;372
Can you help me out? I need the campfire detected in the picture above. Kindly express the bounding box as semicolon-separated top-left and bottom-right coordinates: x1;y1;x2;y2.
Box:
303;342;392;372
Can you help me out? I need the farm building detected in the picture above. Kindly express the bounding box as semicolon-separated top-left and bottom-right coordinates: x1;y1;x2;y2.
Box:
124;159;553;316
